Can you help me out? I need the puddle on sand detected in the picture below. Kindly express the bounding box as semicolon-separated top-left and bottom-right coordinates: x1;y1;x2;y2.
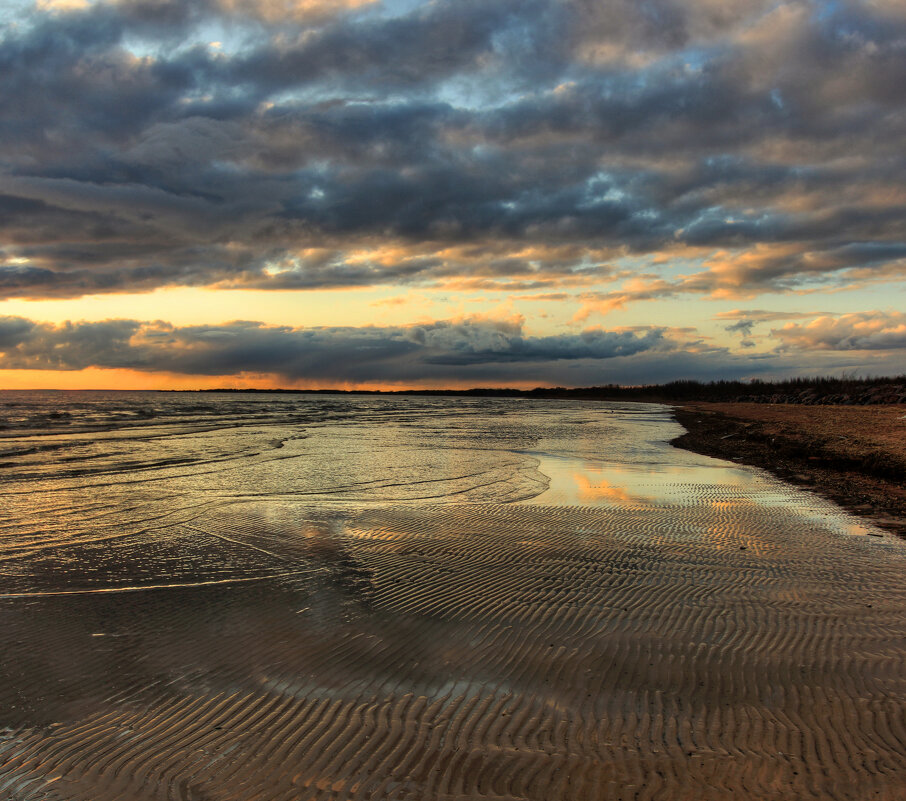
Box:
520;451;885;539
519;452;760;507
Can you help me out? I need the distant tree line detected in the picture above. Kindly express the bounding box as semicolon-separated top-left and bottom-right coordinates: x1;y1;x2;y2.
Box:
198;374;906;404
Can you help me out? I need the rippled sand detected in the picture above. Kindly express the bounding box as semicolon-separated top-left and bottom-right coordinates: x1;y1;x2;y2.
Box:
1;394;905;800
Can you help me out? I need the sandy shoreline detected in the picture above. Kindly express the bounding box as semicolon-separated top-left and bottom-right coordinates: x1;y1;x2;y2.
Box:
2;398;905;800
4;500;906;800
671;403;906;538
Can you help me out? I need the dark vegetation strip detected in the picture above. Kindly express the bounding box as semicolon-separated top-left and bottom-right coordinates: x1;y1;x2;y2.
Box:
194;375;906;405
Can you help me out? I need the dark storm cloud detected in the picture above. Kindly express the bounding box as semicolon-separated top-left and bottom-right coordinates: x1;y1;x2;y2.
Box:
0;315;35;348
724;319;756;337
0;316;142;368
1;0;905;299
0;314;670;382
221;0;559;93
4;310;901;383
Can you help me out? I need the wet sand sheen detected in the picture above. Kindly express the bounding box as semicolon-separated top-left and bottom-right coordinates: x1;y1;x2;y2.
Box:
3;500;906;800
1;397;905;800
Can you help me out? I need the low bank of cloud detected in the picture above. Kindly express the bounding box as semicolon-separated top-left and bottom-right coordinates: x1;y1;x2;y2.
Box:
1;312;903;386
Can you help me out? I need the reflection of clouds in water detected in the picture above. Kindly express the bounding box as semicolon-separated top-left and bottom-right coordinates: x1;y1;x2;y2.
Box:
203;506;378;613
524;450;887;543
298;520;376;615
524;454;759;508
572;471;646;508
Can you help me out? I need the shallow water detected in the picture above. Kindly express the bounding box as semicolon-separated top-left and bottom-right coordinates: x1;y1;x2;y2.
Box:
1;392;904;800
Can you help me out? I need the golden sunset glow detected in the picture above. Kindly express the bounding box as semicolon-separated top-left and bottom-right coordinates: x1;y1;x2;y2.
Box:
0;0;903;388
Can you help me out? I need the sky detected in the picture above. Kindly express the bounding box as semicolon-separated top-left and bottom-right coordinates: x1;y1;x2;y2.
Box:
0;0;905;389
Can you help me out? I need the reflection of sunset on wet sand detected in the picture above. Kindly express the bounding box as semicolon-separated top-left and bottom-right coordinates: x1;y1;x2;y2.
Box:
572;470;644;507
1;395;904;800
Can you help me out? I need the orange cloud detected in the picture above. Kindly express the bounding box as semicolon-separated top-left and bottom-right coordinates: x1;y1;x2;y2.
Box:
772;311;906;352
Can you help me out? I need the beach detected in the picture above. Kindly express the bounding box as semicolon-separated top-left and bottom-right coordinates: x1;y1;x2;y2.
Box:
672;403;906;538
1;392;905;800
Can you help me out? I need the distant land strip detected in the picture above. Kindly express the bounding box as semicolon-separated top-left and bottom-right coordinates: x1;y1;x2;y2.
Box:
185;375;906;405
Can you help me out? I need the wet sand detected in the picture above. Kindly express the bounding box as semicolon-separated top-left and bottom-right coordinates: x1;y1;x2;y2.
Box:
1;396;905;800
673;403;906;537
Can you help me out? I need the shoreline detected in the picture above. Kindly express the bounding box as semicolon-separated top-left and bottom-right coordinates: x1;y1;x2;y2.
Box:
671;402;906;538
4;396;906;798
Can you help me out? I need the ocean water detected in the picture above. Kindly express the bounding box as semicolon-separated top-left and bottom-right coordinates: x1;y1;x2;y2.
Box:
0;391;669;500
1;391;904;800
0;390;873;568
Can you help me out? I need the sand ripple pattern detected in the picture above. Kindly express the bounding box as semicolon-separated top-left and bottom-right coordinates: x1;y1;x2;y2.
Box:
1;495;905;800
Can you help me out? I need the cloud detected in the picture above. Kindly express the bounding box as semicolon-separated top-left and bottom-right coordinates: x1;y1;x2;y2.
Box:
574;239;906;320
725;319;755;337
715;307;829;338
0;0;903;303
714;309;828;323
0;316;143;368
0;315;36;348
0;314;672;382
5;310;904;385
212;0;378;23
772;311;906;352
